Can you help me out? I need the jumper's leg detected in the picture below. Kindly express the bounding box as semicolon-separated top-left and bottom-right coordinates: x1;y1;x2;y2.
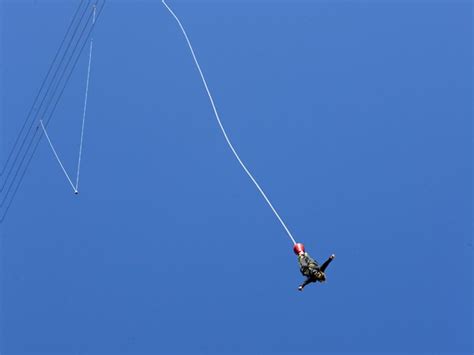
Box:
319;254;335;272
298;278;313;291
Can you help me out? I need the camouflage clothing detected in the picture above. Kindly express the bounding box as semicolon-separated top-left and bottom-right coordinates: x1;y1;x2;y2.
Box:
297;252;334;290
298;252;325;280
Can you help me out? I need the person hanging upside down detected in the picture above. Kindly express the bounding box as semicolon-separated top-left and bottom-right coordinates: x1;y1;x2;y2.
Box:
293;243;335;291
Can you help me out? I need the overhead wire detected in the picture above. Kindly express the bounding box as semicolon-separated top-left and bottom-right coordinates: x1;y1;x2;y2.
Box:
1;0;98;193
0;0;86;177
0;0;105;220
0;0;91;187
0;0;101;206
0;0;106;222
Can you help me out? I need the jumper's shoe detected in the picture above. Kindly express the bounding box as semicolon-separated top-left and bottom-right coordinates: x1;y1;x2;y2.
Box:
298;285;303;291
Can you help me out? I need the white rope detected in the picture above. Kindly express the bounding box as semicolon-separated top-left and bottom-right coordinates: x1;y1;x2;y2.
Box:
162;0;296;245
75;5;96;192
39;120;77;193
41;5;96;195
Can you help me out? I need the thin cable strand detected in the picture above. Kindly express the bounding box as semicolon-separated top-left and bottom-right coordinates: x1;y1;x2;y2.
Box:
162;0;296;245
76;5;96;191
39;120;76;192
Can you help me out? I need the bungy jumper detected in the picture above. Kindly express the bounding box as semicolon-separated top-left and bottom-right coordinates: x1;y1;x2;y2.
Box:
162;0;336;291
293;243;335;291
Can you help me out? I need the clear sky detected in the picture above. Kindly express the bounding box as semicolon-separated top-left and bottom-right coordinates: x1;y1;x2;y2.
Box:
1;0;472;354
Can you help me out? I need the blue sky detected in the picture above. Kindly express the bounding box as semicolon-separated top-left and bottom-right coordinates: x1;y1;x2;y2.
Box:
1;0;472;354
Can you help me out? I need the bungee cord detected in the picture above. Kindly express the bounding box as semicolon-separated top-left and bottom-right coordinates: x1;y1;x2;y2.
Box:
162;0;296;246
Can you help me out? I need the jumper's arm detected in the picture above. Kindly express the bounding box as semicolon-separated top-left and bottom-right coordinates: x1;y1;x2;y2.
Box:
319;254;335;272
